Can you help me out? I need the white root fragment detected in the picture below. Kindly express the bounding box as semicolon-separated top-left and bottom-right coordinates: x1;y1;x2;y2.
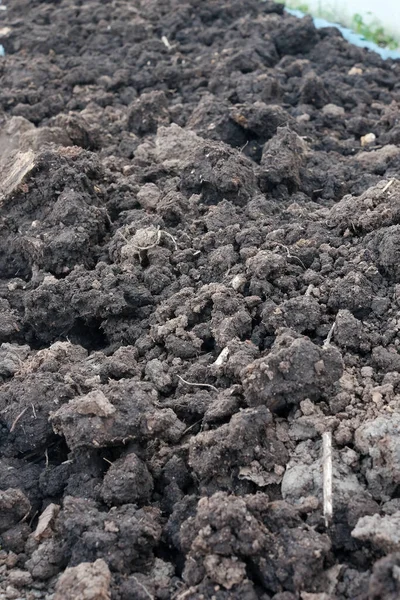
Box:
381;179;394;194
322;431;333;528
120;226;177;260
161;35;172;50
131;575;154;600
274;242;306;270
213;347;230;367
176;374;218;392
10;407;29;433
162;229;178;249
323;321;336;347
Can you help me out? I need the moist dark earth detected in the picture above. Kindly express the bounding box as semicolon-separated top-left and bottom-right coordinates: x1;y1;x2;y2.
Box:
1;0;400;598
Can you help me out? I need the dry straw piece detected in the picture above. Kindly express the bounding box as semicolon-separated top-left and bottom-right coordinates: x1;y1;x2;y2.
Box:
322;431;333;528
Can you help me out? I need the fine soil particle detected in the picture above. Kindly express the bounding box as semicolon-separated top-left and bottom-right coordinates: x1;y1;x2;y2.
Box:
1;0;400;598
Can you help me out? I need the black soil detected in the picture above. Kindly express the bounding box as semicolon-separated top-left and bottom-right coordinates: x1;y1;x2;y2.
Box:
1;0;400;598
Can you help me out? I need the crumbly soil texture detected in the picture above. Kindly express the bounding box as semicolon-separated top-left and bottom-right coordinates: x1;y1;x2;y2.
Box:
2;1;400;599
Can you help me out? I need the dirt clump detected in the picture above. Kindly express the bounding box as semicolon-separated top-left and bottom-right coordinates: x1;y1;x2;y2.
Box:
241;329;343;412
54;558;111;600
0;488;31;533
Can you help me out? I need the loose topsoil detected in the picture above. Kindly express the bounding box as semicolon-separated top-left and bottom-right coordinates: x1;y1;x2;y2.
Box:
1;1;400;598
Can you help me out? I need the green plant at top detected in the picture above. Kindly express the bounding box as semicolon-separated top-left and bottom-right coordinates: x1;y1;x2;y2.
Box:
275;0;310;11
295;1;309;12
274;0;399;50
351;13;398;49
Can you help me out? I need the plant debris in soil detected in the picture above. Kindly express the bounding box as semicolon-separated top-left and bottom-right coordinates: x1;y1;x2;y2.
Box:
1;0;400;598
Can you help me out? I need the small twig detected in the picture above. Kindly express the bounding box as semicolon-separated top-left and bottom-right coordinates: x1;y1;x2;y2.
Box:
117;230;130;244
10;407;29;433
28;510;38;528
323;321;336;347
31;403;37;419
381;179;394;194
103;457;113;466
104;210;112;227
182;418;203;436
322;431;333;528
28;510;39;527
44;448;49;469
176;375;218;392
131;575;154;600
19;509;31;524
